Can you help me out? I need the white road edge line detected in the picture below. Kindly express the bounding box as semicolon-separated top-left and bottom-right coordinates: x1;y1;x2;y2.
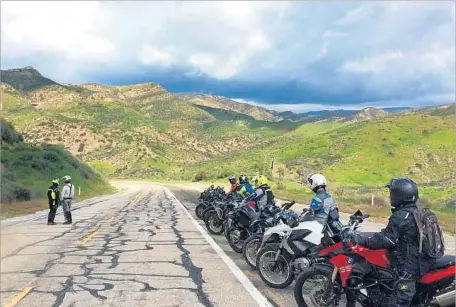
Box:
164;187;274;307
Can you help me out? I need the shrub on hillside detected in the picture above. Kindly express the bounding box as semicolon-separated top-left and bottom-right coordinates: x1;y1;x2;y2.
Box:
1;179;31;203
192;170;209;182
1;119;23;145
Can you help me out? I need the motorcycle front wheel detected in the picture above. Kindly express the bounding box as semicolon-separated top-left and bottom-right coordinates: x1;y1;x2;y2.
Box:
294;267;350;307
242;235;261;270
226;228;244;253
256;244;295;289
205;212;224;235
195;203;206;219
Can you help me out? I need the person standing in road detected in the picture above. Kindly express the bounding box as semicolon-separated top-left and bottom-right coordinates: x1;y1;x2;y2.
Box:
47;178;60;225
61;175;75;224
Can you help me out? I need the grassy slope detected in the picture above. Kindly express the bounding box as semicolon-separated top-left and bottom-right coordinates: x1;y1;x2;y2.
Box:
180;114;455;231
1;120;115;218
1;85;312;178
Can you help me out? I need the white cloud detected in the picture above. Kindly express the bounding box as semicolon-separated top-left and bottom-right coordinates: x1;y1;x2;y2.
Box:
1;1;114;62
335;5;371;25
140;45;174;66
0;1;453;105
317;30;346;59
341;51;404;73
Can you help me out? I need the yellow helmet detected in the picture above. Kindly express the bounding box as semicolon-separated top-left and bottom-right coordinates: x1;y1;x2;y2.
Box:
256;175;268;186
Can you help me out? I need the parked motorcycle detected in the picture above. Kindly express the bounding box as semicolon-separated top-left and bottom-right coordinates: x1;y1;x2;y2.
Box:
293;210;456;307
242;201;298;270
256;207;350;289
224;201;285;253
195;185;226;219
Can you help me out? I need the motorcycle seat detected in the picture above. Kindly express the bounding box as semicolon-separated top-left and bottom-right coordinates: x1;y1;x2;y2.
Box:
432;255;455;270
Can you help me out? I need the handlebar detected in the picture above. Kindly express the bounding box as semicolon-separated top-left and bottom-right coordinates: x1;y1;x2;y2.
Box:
280;201;296;210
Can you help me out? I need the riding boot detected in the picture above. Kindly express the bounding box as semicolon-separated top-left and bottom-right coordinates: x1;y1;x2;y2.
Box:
68;211;73;224
48;210;56;224
63;212;71;224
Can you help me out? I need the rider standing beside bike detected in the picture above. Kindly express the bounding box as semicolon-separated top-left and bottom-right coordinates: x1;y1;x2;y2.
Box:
348;178;434;307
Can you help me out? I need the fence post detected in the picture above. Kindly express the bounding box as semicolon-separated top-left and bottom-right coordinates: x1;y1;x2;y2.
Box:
79;186;81;196
371;194;374;207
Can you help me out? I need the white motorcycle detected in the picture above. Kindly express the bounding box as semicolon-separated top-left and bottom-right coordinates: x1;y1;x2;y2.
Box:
256;207;348;289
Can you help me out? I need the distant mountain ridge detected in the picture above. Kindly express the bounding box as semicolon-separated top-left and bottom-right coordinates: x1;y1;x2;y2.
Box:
0;66;59;92
1;66;451;124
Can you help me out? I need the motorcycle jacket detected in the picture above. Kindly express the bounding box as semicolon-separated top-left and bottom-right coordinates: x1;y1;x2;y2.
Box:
239;183;255;197
309;188;337;224
47;183;60;204
227;183;240;196
250;185;274;210
357;203;432;277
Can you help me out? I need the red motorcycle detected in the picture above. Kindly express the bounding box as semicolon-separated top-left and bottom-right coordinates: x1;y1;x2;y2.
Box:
294;211;455;307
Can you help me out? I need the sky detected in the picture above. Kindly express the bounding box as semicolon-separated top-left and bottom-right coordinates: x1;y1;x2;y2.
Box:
1;1;455;112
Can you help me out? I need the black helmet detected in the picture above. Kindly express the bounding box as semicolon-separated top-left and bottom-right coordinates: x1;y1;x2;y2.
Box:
239;175;249;184
386;178;419;207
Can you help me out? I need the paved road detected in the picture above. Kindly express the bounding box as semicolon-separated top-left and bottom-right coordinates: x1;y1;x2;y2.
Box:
166;186;295;307
166;183;456;307
0;183;268;307
2;182;454;307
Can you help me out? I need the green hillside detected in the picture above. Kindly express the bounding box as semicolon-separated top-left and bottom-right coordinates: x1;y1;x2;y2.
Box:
0;119;115;208
1;68;454;230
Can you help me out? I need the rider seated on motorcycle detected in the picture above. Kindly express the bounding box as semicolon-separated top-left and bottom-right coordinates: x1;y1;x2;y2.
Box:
306;173;342;233
246;175;275;211
238;175;255;197
226;175;240;197
347;178;434;307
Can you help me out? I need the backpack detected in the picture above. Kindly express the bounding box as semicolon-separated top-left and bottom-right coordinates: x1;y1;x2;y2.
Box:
412;207;445;259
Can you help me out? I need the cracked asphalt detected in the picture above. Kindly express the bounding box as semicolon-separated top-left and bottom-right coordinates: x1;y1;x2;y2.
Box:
3;182;454;307
0;183;260;307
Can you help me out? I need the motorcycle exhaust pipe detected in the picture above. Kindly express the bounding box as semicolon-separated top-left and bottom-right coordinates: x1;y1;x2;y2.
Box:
432;290;455;307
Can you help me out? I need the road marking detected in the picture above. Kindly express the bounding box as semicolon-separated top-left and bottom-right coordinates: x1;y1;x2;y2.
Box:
130;189;145;206
80;230;98;245
3;281;34;307
164;187;274;307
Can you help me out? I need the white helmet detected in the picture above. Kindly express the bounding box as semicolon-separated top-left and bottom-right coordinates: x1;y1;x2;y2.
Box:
63;175;72;183
307;173;327;191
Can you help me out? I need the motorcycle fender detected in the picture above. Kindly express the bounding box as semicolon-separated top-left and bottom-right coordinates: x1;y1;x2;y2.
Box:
202;207;215;216
313;263;335;275
264;243;281;251
282;238;295;255
215;207;224;219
